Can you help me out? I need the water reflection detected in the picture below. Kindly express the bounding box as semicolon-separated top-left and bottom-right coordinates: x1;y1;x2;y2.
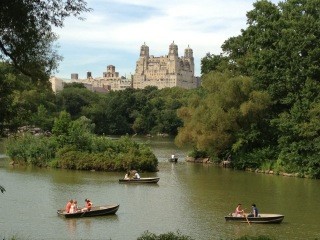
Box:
67;219;77;234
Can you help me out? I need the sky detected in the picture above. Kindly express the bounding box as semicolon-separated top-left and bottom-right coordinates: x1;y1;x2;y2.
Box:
54;0;280;79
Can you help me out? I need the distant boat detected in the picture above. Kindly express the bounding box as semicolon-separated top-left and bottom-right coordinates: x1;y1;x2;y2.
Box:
57;204;119;218
225;213;284;224
168;155;178;163
119;177;160;183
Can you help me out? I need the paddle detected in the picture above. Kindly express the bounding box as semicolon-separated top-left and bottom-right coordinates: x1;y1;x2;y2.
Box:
244;213;251;225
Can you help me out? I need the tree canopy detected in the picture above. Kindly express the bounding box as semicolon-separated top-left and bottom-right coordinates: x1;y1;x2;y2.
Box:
0;0;90;80
193;0;320;177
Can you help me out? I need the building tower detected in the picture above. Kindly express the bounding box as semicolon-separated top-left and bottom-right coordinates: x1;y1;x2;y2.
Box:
184;45;194;73
140;42;149;57
136;43;149;75
168;41;179;74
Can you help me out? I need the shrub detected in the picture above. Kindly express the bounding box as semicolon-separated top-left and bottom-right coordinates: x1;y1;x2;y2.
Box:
137;231;194;240
5;119;158;172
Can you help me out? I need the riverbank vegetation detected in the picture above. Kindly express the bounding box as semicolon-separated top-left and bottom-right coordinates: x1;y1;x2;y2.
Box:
1;0;319;178
177;0;320;179
5;112;158;172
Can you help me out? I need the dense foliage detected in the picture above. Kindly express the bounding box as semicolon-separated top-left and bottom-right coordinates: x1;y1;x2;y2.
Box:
137;231;274;240
0;62;56;134
176;71;271;163
0;0;90;80
137;231;194;240
187;0;320;178
5;112;158;172
56;85;191;135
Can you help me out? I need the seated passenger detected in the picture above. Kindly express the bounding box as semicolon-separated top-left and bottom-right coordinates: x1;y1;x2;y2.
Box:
247;204;259;217
70;200;78;213
124;172;131;180
65;199;73;213
234;203;244;217
82;198;92;212
133;172;140;179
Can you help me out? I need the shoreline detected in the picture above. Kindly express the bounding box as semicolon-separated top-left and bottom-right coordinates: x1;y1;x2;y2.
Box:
186;156;312;179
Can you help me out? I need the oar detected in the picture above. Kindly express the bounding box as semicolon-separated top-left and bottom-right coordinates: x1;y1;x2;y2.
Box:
244;213;251;225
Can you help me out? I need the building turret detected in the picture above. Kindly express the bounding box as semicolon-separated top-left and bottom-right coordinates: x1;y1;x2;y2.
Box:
167;41;179;74
136;43;149;75
87;71;92;79
140;43;149;58
184;45;193;59
184;45;194;73
71;73;78;80
168;41;178;57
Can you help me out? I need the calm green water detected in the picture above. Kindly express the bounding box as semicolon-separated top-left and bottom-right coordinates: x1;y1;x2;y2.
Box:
0;137;319;240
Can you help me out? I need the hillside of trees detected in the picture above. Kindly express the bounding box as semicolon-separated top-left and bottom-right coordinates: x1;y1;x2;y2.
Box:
1;0;319;178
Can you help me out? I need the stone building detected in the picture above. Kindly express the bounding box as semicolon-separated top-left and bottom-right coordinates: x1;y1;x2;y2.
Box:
49;65;131;93
84;65;132;91
133;42;199;89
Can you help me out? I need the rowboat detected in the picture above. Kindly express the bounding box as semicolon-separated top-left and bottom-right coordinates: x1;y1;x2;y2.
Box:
119;177;160;183
225;213;284;224
57;204;119;218
168;157;178;163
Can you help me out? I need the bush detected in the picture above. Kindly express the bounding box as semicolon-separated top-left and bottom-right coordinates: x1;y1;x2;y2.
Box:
234;236;275;240
6;133;57;166
137;231;194;240
52;135;158;172
188;149;208;158
5;127;158;172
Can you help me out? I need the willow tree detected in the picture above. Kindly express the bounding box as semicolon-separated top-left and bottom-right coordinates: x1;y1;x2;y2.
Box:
175;71;271;162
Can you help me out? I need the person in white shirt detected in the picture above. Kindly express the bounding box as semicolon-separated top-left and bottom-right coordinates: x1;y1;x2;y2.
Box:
70;200;78;213
124;172;130;180
134;172;140;179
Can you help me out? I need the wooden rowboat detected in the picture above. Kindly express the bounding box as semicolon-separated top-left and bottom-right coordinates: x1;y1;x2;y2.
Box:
119;177;160;183
168;157;178;163
225;213;284;224
57;204;119;218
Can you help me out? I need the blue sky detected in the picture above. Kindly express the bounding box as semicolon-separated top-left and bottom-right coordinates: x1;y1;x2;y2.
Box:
54;0;280;79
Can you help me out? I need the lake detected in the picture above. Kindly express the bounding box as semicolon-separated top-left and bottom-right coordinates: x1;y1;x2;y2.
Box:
0;137;319;240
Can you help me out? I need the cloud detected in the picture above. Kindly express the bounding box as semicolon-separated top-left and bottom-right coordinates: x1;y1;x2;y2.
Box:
54;0;281;79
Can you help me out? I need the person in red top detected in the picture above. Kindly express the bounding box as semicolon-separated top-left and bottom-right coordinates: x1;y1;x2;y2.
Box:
82;198;92;212
65;199;73;213
234;203;244;217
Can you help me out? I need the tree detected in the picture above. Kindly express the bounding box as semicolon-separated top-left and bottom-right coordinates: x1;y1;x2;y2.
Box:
175;71;271;159
56;85;99;119
52;111;72;147
0;0;91;80
0;62;56;135
195;0;320;176
201;53;228;75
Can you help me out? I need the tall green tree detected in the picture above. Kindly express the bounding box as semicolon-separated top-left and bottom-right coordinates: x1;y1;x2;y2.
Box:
56;84;99;119
0;0;90;80
0;62;56;135
175;71;271;160
198;0;320;176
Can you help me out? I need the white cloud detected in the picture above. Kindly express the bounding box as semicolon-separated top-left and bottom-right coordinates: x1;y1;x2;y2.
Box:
54;0;281;78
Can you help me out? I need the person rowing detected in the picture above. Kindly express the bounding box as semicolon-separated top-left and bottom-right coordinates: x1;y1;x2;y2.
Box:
82;198;92;212
234;203;245;217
